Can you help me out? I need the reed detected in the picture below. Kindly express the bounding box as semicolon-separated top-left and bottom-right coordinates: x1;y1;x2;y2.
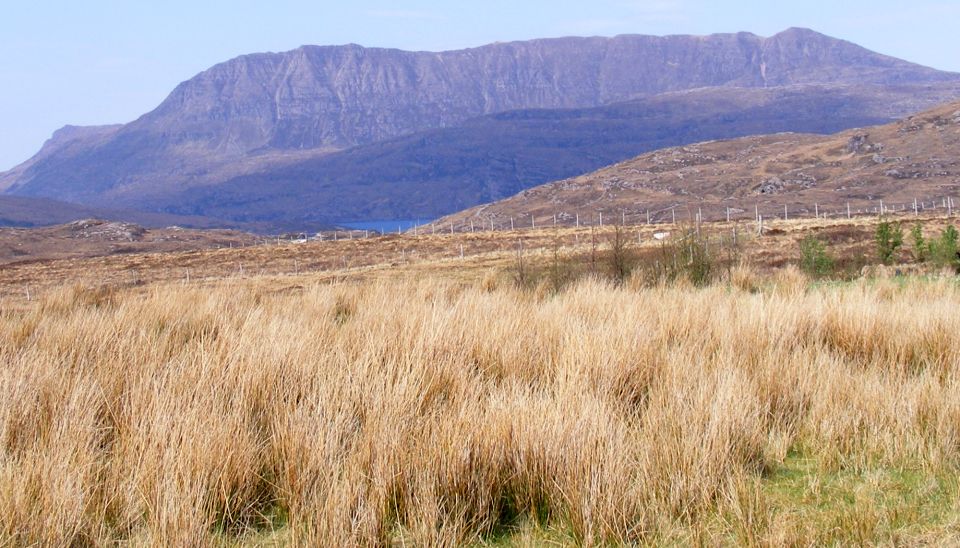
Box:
2;273;960;545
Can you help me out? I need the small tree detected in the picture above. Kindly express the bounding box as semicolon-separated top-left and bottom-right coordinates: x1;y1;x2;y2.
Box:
799;235;834;278
547;243;575;293
684;231;714;287
910;223;927;263
641;228;715;287
875;221;903;265
930;224;960;271
512;239;531;287
607;225;634;285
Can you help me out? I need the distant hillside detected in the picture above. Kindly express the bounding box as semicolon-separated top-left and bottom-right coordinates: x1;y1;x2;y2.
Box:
3;28;959;229
0;218;259;265
0;195;261;230
164;84;960;226
435;100;960;226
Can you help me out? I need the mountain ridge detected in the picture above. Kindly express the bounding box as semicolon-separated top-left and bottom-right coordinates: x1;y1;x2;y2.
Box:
3;28;959;229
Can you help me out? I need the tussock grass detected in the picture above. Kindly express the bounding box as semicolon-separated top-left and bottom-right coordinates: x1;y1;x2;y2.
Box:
2;273;960;545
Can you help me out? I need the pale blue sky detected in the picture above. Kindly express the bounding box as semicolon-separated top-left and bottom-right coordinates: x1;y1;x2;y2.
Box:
2;0;959;170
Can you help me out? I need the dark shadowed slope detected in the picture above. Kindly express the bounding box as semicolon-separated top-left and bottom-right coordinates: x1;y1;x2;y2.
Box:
124;84;960;228
0;195;269;230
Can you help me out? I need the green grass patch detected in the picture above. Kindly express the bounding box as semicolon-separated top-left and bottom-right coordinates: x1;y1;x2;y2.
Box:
756;451;960;545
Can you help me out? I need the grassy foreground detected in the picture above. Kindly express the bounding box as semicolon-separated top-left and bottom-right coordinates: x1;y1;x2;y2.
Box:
2;271;960;545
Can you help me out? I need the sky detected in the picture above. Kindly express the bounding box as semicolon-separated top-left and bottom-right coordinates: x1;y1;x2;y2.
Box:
2;0;959;170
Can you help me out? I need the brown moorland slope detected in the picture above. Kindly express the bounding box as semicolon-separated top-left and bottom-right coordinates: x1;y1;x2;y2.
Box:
3;211;959;306
0;219;260;266
437;100;960;226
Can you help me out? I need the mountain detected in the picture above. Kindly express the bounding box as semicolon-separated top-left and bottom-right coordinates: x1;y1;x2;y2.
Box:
154;83;960;227
2;28;959;229
434;100;960;226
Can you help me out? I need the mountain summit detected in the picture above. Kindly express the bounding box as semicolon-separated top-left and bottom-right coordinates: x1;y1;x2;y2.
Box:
132;27;951;152
2;28;959;229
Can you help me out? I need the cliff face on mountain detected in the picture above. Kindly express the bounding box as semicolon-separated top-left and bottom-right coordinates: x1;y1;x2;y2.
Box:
2;28;959;230
136;27;950;152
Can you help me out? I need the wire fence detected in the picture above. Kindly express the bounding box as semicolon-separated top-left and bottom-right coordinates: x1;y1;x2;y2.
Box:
244;195;960;248
341;195;959;238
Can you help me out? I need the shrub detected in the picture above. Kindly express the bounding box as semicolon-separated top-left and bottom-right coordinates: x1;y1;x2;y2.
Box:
511;239;534;288
875;221;903;265
547;244;579;293
910;224;927;263
606;226;635;285
643;228;715;287
798;235;835;278
929;224;960;271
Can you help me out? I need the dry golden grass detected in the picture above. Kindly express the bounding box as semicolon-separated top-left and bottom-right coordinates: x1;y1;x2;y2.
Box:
3;268;960;545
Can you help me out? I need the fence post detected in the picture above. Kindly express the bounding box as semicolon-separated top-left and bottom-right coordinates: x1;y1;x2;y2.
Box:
672;208;676;225
647;209;651;225
726;207;730;223
599;212;603;227
511;218;514;230
815;203;819;219
784;204;788;221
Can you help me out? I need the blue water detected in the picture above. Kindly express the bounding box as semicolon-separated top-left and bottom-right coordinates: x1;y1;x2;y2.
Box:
339;219;431;233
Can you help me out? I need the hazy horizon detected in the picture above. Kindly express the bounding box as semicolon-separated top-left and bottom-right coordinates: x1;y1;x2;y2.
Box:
3;0;959;171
